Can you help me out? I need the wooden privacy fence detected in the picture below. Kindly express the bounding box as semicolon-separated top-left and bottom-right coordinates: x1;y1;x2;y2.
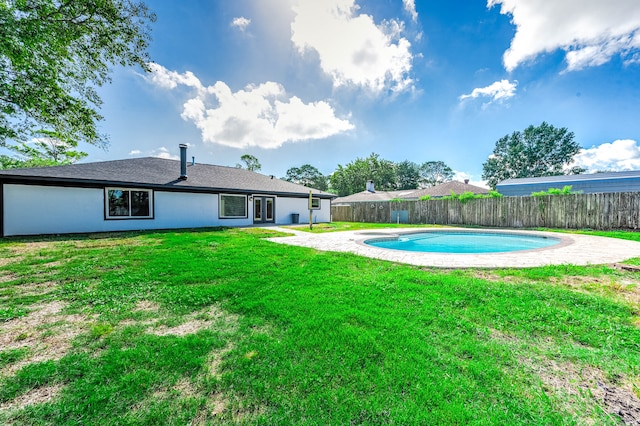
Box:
331;192;640;230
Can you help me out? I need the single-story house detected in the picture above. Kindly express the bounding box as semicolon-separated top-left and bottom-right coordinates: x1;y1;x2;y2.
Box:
332;180;489;204
0;145;334;237
496;170;640;196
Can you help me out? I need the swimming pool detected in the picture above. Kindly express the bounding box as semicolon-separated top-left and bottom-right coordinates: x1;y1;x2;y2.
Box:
364;230;561;254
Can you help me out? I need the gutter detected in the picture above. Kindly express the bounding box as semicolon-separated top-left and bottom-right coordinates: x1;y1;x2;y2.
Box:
0;175;336;199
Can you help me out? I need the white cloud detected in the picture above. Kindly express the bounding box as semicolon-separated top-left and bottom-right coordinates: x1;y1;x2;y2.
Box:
453;171;490;189
488;0;640;72
153;147;180;160
127;147;185;160
402;0;418;23
459;79;517;105
147;64;354;149
290;0;414;94
231;17;251;32
571;139;640;172
28;137;70;149
147;63;204;91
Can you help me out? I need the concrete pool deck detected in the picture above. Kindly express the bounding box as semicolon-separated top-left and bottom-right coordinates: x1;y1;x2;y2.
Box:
267;227;640;268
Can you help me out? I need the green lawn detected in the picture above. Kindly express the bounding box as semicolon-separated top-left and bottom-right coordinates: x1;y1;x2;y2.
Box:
1;225;639;424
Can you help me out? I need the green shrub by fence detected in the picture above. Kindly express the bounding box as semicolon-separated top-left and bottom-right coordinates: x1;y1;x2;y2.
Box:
331;192;640;230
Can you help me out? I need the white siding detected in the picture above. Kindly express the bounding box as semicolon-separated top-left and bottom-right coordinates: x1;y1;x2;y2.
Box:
2;184;331;236
153;191;218;228
4;185;105;236
3;184;250;236
275;196;331;224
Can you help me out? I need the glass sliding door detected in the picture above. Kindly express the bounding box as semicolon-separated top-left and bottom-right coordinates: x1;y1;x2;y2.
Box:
253;196;275;224
265;198;274;221
253;198;262;222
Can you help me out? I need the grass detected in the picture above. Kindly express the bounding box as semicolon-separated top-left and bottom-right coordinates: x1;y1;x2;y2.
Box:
0;225;639;424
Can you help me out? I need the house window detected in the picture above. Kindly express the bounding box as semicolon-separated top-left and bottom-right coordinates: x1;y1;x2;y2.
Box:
310;197;321;210
220;194;247;218
105;188;153;219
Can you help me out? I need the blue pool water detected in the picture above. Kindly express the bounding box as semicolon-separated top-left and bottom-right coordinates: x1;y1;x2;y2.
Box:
364;231;560;254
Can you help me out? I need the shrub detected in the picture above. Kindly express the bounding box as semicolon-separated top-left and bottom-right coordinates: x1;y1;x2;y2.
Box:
441;191;459;201
420;191;501;203
438;191;501;204
458;191;476;204
531;185;574;197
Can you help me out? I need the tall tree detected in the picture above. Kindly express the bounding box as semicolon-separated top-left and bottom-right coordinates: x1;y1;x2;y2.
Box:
236;154;261;172
0;131;87;169
482;122;584;189
420;161;454;187
329;153;396;196
0;0;156;148
284;164;328;191
395;160;421;190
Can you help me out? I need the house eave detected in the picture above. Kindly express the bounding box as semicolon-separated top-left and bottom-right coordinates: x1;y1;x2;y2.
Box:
0;175;336;199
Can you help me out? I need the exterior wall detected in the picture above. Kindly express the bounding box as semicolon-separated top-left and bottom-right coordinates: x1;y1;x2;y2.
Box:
4;185;105;236
2;184;249;236
497;177;640;196
275;196;331;224
2;184;332;236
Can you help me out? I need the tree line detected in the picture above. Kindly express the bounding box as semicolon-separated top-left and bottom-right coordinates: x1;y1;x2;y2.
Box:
325;156;454;196
282;121;584;195
235;153;454;196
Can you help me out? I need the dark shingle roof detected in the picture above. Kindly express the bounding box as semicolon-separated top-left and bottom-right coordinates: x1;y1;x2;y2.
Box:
0;157;334;198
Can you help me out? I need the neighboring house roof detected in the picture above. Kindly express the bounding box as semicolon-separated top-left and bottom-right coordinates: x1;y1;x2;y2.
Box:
0;157;334;198
498;170;640;186
332;180;489;204
409;181;489;198
496;171;640;196
332;190;397;203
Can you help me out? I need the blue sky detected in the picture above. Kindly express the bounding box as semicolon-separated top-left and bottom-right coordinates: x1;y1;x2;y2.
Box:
83;0;640;186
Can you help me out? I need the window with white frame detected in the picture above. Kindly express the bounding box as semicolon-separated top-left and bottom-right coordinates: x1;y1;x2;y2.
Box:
105;188;153;219
310;197;321;210
220;194;247;218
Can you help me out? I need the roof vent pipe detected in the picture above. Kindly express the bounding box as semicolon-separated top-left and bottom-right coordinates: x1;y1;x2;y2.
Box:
366;180;375;192
179;144;188;180
464;179;469;184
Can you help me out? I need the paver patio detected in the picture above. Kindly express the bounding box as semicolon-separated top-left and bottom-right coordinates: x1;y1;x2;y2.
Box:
268;227;640;268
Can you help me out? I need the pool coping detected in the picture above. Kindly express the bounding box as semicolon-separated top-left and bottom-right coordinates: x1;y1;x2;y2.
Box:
266;227;640;268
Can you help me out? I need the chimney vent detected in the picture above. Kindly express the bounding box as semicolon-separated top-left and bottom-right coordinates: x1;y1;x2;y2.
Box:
366;180;375;192
179;144;188;180
464;179;469;184
191;156;195;166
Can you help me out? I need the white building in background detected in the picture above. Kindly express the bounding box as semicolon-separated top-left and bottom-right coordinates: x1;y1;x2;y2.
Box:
496;171;640;196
